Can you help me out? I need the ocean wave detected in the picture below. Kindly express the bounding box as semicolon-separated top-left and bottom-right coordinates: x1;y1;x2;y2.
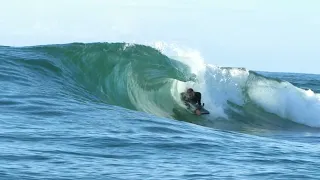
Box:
1;42;320;129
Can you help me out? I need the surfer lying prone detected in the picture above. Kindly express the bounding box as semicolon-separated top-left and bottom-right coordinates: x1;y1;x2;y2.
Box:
180;88;203;116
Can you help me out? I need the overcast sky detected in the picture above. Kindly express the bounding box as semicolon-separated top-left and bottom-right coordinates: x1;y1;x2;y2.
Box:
1;0;320;73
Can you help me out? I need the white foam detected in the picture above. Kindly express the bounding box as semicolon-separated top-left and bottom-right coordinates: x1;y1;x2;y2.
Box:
151;41;320;128
152;41;206;74
151;42;238;119
247;79;320;127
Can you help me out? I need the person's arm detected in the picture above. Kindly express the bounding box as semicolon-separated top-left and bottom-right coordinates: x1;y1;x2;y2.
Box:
197;92;202;106
180;92;190;107
180;92;184;101
180;92;187;101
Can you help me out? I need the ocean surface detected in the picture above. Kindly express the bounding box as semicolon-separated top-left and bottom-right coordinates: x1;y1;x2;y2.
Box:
0;42;319;180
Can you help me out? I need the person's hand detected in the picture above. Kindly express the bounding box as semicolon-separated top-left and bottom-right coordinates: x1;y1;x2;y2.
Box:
195;109;201;116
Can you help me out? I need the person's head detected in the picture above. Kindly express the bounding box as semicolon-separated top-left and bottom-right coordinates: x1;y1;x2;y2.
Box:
187;88;195;97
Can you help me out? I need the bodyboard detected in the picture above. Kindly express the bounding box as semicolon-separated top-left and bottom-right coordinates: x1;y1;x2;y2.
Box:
186;102;210;115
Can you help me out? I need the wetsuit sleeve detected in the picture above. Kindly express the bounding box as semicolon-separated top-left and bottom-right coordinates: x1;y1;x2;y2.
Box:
197;92;201;106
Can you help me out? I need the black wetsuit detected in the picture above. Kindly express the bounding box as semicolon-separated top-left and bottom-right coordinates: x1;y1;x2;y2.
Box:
180;92;202;107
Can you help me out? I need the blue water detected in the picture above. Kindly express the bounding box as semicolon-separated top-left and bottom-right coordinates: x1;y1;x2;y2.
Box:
0;43;320;179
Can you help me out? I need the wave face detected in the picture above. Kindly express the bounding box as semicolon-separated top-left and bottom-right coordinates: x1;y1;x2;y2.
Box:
1;42;320;130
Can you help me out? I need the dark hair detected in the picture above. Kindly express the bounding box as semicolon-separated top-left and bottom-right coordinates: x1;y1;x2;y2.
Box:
187;88;194;93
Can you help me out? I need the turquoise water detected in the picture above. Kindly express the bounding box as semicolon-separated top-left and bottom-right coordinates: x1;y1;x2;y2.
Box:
1;43;320;179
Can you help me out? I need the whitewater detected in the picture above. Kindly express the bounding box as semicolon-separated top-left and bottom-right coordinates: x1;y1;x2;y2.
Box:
1;42;320;179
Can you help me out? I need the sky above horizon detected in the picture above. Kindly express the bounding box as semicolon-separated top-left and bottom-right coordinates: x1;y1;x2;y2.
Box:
1;0;320;74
